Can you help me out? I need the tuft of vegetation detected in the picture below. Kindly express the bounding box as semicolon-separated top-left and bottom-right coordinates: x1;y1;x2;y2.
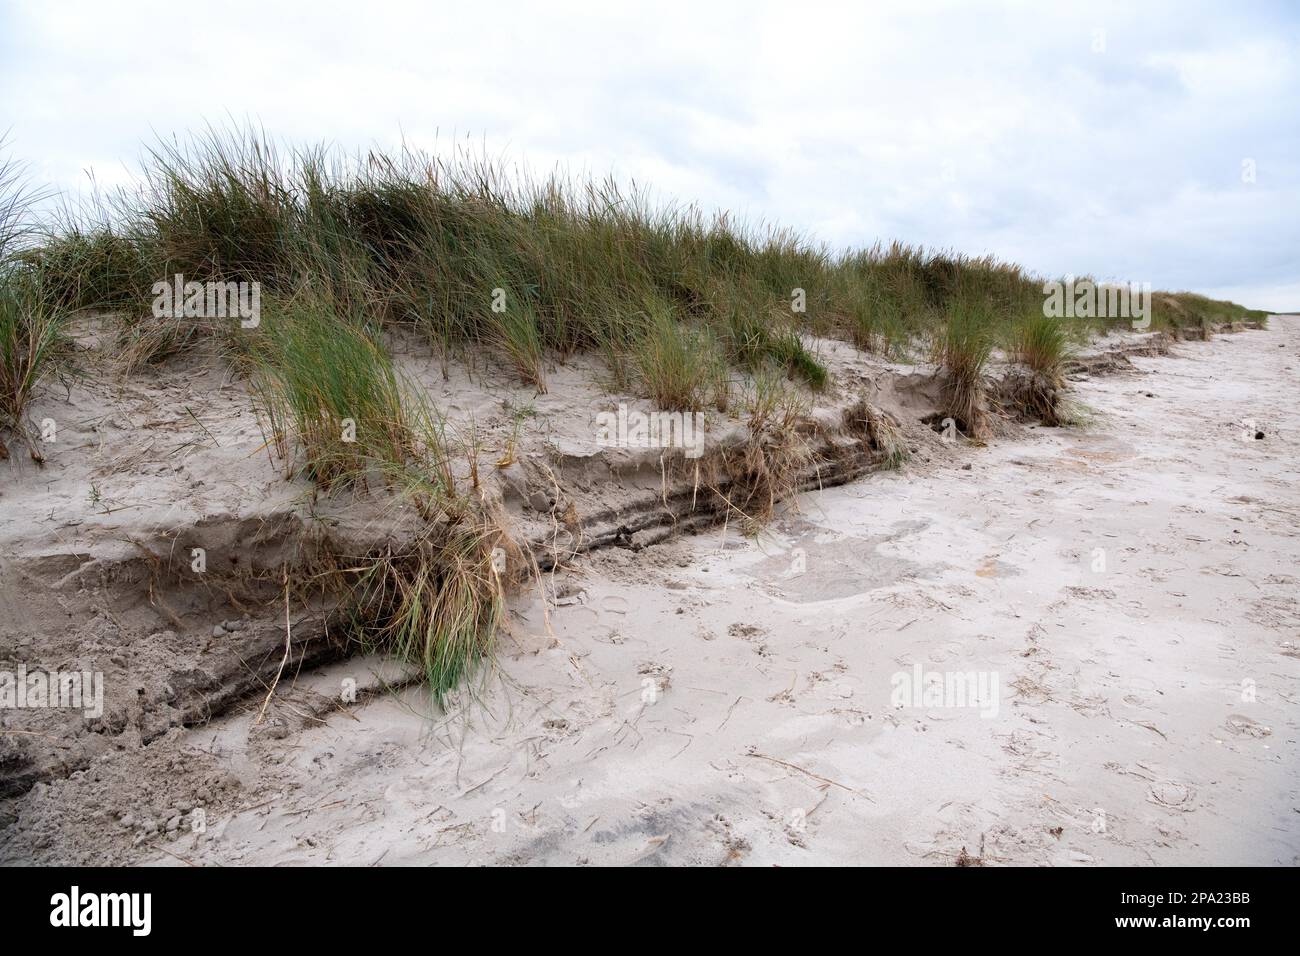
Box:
633;299;727;411
1011;312;1069;378
244;296;420;490
30;226;151;313
349;520;505;702
1003;312;1070;426
0;150;69;461
487;295;547;392
851;400;908;470
705;368;814;531
934;295;995;438
0;271;68;460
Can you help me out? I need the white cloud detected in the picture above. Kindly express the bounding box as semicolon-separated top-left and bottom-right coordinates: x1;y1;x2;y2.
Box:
1;0;1295;308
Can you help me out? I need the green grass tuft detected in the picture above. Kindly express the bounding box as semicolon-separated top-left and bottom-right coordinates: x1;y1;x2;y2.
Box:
244;297;417;489
0;148;69;461
633;298;724;412
935;296;995;437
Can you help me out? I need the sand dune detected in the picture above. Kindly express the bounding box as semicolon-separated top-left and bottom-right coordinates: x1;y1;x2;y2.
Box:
6;318;1295;866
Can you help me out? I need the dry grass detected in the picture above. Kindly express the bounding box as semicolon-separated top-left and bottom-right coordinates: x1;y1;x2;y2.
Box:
848;399;908;470
347;517;507;702
702;370;815;530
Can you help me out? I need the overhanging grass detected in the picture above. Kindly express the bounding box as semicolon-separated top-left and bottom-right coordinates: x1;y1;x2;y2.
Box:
1003;312;1071;426
348;521;504;703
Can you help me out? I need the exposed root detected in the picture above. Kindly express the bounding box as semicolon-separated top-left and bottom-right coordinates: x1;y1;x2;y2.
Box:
686;379;818;531
846;399;907;469
941;368;991;439
344;511;512;702
1000;366;1066;426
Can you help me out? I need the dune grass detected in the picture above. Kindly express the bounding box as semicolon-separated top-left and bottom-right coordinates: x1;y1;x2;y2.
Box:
0;270;68;460
1002;312;1071;425
1150;291;1271;334
934;295;996;437
27;130;1053;386
349;520;505;702
6;128;1276;698
243;295;420;490
32;130;1269;376
633;298;729;411
1011;312;1069;379
0;151;69;460
22;127;1271;464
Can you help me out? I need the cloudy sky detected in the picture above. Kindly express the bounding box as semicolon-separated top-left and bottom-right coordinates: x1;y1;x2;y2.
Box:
2;0;1296;308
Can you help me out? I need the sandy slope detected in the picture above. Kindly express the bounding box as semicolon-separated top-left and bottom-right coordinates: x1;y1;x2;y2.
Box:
7;318;1298;866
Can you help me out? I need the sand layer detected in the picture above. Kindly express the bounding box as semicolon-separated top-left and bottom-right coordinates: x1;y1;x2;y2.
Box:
1;319;1296;865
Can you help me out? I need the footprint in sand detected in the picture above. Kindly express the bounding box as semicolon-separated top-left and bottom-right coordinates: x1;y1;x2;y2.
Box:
1224;714;1272;738
600;595;630;615
1147;781;1196;812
